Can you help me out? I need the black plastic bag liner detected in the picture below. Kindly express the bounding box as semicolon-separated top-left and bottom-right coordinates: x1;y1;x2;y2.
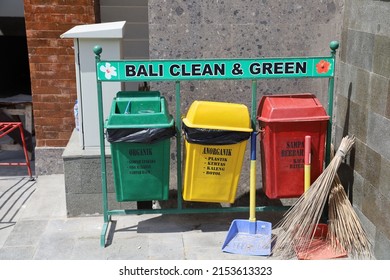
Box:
183;123;251;145
107;126;176;144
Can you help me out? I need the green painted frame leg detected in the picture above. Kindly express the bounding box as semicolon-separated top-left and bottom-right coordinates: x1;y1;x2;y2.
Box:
100;216;111;247
175;81;183;210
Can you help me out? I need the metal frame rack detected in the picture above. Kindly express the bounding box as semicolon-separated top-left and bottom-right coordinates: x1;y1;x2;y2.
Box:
94;41;339;247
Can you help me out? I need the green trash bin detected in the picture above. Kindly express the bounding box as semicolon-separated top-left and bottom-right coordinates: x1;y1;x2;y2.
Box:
105;91;176;202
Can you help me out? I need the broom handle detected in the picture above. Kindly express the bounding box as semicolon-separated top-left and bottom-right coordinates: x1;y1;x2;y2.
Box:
249;131;256;222
304;135;311;192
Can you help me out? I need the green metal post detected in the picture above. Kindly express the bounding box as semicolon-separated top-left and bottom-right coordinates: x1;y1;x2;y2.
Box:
94;46;110;247
175;81;183;210
325;41;339;166
251;80;257;129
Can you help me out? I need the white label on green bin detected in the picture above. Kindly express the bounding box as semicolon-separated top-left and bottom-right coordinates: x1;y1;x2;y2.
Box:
97;57;335;81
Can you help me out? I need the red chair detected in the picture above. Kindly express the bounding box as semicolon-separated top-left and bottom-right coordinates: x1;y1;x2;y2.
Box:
0;122;32;178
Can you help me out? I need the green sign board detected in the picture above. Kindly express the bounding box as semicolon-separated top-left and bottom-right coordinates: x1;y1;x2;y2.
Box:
97;57;334;81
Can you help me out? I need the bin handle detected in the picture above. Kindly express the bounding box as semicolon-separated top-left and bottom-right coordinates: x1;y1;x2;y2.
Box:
138;110;155;114
258;128;265;141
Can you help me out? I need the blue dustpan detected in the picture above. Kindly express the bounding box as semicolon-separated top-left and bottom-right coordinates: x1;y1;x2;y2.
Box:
222;219;272;255
222;132;272;256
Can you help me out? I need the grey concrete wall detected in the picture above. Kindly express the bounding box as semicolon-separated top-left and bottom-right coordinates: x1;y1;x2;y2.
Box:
334;0;390;259
148;0;343;200
100;0;150;92
35;148;65;175
62;130;138;216
148;0;343;110
100;0;149;60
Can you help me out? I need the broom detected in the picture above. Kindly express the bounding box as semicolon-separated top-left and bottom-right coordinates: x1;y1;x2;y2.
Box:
271;135;356;259
328;167;373;259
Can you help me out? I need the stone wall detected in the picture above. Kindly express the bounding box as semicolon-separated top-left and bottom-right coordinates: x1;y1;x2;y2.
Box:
148;0;343;111
148;0;344;199
334;0;390;259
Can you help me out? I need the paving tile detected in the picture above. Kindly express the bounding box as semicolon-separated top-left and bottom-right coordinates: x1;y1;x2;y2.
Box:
0;177;25;191
33;232;76;260
0;223;16;247
148;233;185;259
70;237;108;260
183;231;224;250
3;220;48;247
0;245;36;260
0;177;36;223
18;175;66;220
104;235;150;260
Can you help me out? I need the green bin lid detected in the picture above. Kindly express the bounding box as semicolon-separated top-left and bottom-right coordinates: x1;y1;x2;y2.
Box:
115;91;161;100
106;91;174;129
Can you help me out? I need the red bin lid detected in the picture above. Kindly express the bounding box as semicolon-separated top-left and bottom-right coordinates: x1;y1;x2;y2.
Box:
257;93;330;122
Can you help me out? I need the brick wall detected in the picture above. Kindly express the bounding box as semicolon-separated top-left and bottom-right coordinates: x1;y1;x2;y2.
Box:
335;0;390;259
23;0;99;147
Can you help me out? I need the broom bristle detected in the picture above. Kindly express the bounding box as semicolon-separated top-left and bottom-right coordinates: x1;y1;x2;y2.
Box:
328;174;373;259
272;135;356;259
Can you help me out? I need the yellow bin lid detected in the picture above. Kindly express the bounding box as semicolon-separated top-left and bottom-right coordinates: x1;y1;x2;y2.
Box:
182;101;253;132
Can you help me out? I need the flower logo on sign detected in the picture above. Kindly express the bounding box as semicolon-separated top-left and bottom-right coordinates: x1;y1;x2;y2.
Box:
100;62;117;79
316;60;331;74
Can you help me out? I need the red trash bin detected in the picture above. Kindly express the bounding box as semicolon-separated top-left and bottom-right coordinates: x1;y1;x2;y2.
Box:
257;93;329;199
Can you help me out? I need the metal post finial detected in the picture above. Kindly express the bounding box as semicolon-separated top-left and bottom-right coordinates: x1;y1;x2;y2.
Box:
93;45;102;58
329;41;339;54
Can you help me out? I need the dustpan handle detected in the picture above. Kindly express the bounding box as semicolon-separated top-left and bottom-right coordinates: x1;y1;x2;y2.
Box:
249;79;257;223
249;131;256;222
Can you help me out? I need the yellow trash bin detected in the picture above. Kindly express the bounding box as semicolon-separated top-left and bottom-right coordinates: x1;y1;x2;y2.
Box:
182;101;253;203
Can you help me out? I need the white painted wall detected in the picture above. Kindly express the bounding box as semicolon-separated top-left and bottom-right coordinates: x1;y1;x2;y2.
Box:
0;0;24;17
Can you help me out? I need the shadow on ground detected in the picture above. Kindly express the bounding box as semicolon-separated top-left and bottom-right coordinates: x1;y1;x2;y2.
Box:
106;189;287;238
